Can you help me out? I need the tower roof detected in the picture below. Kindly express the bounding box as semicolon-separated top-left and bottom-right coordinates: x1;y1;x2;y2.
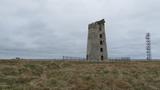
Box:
96;19;105;24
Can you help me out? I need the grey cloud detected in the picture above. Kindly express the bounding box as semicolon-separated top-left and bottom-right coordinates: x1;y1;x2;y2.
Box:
0;0;160;59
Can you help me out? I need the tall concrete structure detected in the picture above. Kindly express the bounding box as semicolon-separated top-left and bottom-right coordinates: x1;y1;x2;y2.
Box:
87;19;108;61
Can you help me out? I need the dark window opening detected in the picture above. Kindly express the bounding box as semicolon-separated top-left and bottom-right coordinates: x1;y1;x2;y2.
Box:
86;55;88;60
99;34;102;38
101;56;104;60
99;26;102;31
100;41;103;45
100;48;103;52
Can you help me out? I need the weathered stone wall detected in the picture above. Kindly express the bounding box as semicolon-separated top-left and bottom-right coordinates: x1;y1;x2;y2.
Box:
87;19;108;61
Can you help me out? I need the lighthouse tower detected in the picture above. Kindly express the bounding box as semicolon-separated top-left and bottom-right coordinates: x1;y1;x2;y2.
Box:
87;19;108;61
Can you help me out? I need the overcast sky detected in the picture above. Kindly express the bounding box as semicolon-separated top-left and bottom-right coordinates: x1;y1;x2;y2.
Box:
0;0;160;59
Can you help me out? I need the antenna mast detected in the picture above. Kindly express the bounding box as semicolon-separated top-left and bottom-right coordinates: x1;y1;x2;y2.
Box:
146;33;152;61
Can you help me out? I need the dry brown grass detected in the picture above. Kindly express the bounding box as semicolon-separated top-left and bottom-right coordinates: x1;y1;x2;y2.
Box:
0;60;160;90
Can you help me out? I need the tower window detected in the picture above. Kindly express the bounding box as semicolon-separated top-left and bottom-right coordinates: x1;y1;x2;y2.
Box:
101;56;104;60
99;26;102;31
99;34;102;38
100;41;103;45
100;48;103;52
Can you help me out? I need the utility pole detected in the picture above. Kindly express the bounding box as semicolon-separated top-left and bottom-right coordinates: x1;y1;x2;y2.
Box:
146;33;152;61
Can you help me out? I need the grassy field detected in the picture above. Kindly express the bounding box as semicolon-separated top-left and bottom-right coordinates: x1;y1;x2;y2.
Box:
0;60;160;90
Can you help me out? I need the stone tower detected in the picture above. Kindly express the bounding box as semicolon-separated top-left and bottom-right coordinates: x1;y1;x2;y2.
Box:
87;19;108;61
